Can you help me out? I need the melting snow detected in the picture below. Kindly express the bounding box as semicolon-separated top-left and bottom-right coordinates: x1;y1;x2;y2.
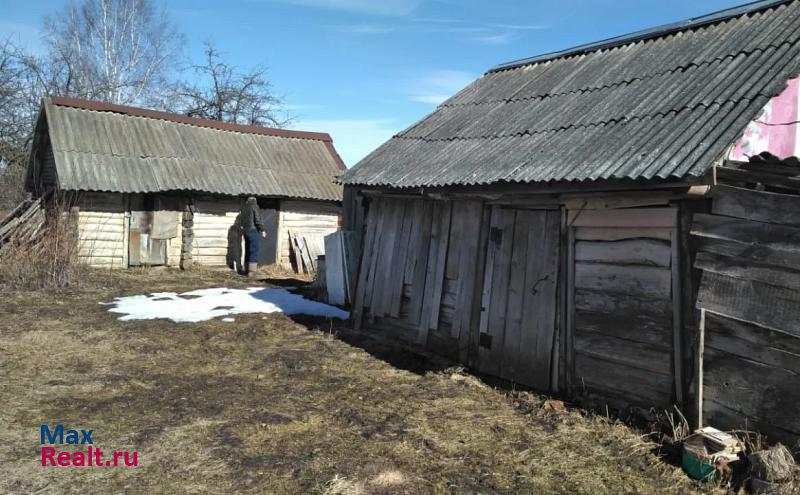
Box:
104;287;349;322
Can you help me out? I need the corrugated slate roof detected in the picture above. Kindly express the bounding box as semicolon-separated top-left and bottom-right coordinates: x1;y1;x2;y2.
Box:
341;0;800;188
44;98;344;201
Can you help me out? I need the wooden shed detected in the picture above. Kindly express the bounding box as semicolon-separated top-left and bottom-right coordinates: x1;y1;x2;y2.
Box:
26;97;343;271
340;0;800;445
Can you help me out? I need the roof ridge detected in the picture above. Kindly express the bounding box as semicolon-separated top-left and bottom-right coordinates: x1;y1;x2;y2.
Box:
47;96;333;143
439;42;792;110
489;0;794;73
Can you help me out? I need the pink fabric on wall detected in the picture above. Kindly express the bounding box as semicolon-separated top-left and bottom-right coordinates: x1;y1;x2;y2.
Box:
731;77;799;160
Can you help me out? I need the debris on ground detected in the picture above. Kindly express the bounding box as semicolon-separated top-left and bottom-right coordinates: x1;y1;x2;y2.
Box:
747;444;798;494
682;427;744;482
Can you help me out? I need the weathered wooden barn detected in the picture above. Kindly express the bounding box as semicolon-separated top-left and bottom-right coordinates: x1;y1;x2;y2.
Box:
26;97;343;270
340;0;800;444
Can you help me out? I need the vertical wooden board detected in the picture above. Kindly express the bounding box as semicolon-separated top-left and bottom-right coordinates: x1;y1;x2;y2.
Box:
389;200;414;317
354;198;382;327
363;199;389;315
452;200;484;340
500;209;533;382
464;204;492;366
407;200;434;327
403;200;424;283
428;201;452;332
325;233;346;306
418;201;446;344
521;210;561;390
481;208;516;376
478;207;502;338
445;201;466;280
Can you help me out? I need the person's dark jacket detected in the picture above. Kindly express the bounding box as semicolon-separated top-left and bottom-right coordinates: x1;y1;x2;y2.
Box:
241;199;264;233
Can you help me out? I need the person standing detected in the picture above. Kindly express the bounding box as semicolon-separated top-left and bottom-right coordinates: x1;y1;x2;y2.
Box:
241;197;266;277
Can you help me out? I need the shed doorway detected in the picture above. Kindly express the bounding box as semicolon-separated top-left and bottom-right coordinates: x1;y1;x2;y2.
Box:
474;207;561;391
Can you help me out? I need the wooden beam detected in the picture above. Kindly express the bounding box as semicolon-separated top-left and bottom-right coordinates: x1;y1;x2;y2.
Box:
567;207;677;228
671;226;684;409
696;309;705;429
565;227;576;395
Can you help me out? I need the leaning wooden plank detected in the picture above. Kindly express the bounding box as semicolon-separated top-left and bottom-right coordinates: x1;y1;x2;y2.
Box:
406;201;434;327
427;200;452;331
694;251;800;291
352;200;381;329
389;201;414;318
716;166;800;192
703;347;800;435
575;239;671;267
363;199;387;316
704;311;800;368
418;201;446;344
325;233;346;305
574;262;671;298
567;207;677;228
710;184;800;227
697;271;800;336
691;213;800;267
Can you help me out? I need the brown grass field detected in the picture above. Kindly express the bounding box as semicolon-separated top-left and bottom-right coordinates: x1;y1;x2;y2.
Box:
0;268;710;494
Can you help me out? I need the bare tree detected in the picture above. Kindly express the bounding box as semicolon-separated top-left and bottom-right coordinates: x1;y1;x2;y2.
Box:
43;0;183;105
0;40;39;208
169;43;290;127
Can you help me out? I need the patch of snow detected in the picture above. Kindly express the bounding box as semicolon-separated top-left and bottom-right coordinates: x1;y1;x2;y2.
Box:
104;287;349;323
222;317;235;323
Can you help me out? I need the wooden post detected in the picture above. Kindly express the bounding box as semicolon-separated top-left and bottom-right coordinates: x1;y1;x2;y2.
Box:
564;226;576;395
671;222;685;409
551;206;568;393
696;308;706;429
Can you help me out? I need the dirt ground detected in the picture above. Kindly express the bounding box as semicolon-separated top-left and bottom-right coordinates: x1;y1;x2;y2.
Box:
0;267;708;494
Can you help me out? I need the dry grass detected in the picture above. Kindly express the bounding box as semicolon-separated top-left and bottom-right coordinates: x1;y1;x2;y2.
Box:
0;203;86;290
0;268;710;494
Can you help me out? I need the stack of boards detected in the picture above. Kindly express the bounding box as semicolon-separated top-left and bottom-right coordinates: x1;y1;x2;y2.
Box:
289;230;325;274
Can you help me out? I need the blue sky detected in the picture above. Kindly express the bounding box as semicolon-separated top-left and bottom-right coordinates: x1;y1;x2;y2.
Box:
2;0;751;166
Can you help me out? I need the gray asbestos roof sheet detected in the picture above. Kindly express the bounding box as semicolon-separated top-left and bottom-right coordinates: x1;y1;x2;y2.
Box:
46;101;343;201
341;0;800;188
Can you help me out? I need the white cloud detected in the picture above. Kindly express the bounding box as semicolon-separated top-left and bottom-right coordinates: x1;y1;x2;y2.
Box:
407;69;474;105
472;32;515;45
292;118;399;167
264;0;421;17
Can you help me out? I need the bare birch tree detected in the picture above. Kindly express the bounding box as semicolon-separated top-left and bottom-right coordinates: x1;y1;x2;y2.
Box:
168;42;290;127
43;0;183;105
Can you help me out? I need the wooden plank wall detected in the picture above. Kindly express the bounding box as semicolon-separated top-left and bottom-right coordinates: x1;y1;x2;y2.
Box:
278;200;340;270
353;197;483;360
192;199;241;266
693;185;800;445
568;208;678;409
76;192;127;268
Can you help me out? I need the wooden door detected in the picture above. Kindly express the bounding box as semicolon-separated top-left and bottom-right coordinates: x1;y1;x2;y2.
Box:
474;207;560;390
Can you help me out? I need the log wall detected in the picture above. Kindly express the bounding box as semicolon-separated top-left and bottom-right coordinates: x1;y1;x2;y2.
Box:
192;198;241;266
75;192;127;268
